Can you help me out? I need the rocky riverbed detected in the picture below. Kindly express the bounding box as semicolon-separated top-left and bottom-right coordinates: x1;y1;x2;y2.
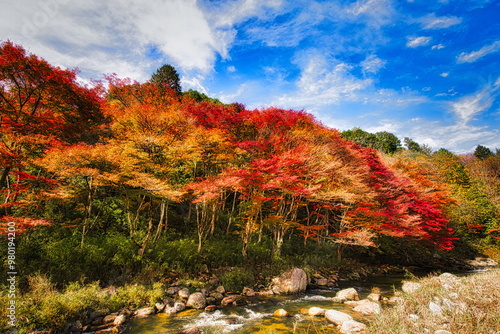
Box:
72;257;497;334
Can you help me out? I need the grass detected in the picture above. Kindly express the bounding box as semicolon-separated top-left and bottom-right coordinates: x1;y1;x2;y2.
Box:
368;269;500;334
0;274;164;333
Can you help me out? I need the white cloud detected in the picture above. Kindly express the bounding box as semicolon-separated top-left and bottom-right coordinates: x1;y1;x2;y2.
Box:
440;72;449;77
457;40;500;63
418;13;462;29
406;36;431;48
406;120;498;153
263;52;426;118
272;53;373;109
0;0;271;81
432;44;445;50
450;85;497;124
130;0;225;72
347;0;395;27
208;0;283;28
360;55;386;75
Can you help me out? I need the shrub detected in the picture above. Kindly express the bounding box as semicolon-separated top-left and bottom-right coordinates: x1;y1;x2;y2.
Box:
221;267;255;293
0;274;165;333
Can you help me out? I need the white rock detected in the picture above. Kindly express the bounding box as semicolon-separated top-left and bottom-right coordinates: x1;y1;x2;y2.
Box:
174;301;186;312
155;302;165;312
165;307;177;314
273;268;308;295
134;307;154;318
325;310;353;325
367;293;381;301
434;330;452;334
402;281;422;294
334;288;359;302
273;308;289;317
308;307;326;316
113;314;126;326
352;300;381;315
429;301;442;316
179;288;190;299
408;314;419;321
339;319;367;334
187;292;207;309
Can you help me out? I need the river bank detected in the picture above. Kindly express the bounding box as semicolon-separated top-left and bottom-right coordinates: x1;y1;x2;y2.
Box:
2;256;496;334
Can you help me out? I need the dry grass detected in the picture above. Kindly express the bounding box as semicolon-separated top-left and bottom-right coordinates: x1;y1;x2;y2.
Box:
368;269;500;334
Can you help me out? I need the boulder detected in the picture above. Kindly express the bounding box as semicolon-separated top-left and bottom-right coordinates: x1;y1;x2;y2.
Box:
165;307;178;315
155;302;165;312
272;268;308;294
216;285;226;294
113;314;127;326
221;295;240;306
167;287;180;296
204;305;217;312
401;281;422;294
242;287;256;297
467;257;498;267
174;301;186;312
352;300;380;315
102;313;118;323
434;273;460;287
429;301;443;316
308;307;326;316
273;309;289;317
312;274;329;286
134;307;154;318
367;293;381;301
339;319;367;334
333;288;359;302
178;288;190;299
324;310;353;325
211;292;224;301
187;292;207;310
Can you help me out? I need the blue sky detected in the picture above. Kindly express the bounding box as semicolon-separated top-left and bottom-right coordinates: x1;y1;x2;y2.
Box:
1;0;499;153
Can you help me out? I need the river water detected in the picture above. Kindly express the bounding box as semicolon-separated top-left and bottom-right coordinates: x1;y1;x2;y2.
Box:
123;274;409;334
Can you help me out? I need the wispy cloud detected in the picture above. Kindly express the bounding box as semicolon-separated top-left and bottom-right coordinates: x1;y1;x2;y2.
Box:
403;119;499;153
347;0;395;28
360;55;386;75
406;36;431;48
457;40;500;63
418;13;462;29
272;53;372;109
450;83;498;124
432;44;445;50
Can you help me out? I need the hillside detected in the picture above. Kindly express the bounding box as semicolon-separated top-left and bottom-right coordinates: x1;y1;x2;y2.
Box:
1;41;499;292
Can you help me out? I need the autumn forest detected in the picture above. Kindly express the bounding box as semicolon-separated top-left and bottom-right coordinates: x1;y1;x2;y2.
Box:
1;41;499;289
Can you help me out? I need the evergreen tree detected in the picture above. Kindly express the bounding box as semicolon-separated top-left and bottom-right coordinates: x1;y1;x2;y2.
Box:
474;145;493;160
150;64;181;94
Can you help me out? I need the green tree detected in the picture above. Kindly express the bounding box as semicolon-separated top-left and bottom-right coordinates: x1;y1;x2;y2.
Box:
184;89;223;104
404;137;432;155
150;64;181;94
341;128;377;148
374;131;401;155
474;145;493;160
341;128;401;154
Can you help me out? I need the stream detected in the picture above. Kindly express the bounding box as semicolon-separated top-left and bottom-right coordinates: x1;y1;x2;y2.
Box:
122;273;409;334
